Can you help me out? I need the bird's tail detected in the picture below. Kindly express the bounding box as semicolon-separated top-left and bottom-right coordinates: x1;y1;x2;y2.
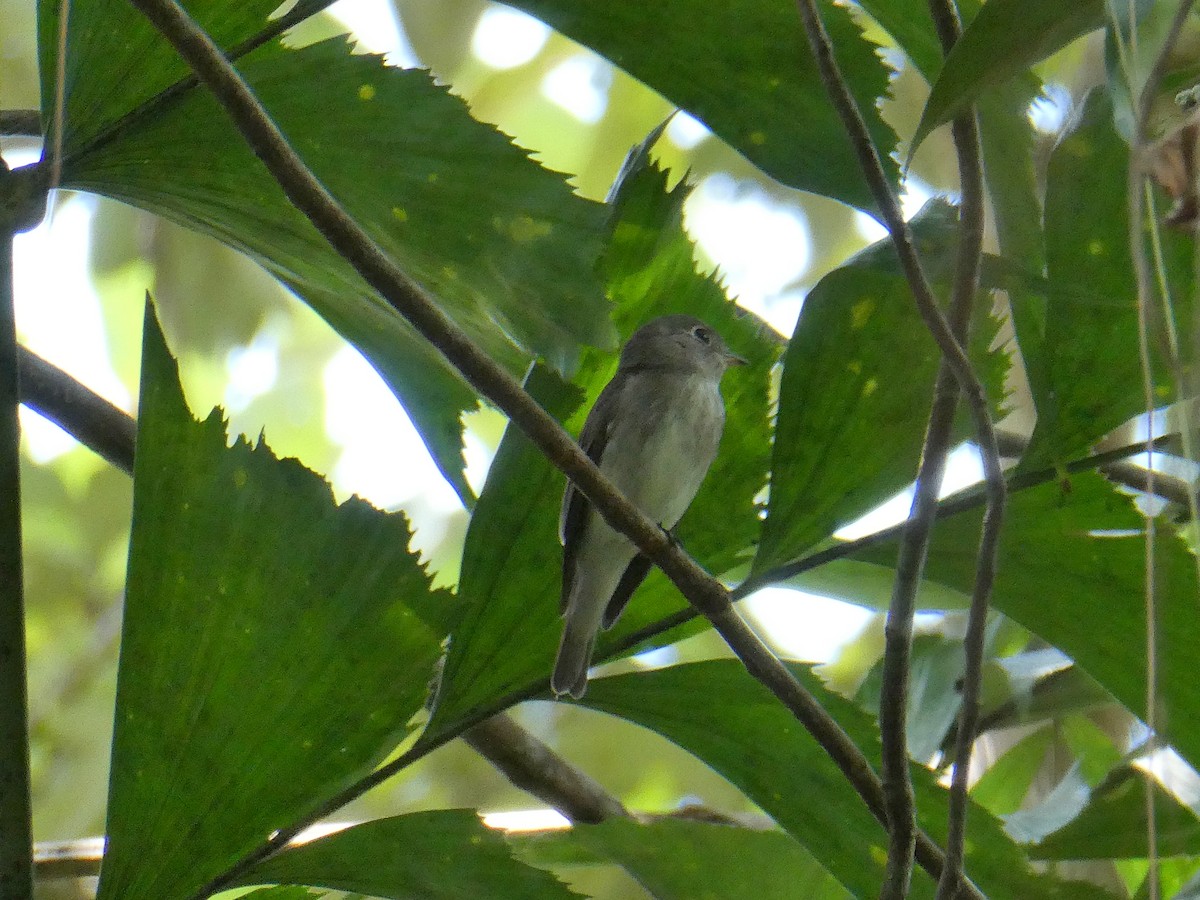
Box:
551;621;596;699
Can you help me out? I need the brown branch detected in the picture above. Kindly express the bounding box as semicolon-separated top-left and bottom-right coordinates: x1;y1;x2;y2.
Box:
463;714;627;824
791;2;1005;896
0;110;41;138
925;2;1005;897
17;347;135;474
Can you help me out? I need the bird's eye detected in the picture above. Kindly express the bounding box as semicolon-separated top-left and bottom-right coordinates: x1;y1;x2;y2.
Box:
692;326;712;345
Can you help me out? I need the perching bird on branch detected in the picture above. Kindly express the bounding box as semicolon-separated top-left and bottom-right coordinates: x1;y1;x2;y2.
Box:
553;314;745;699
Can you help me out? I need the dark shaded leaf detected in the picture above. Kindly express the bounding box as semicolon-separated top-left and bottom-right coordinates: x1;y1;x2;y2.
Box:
236;811;579;898
42;2;616;500
96;307;447;899
503;0;898;209
582;661;1108;899
1021;91;1195;466
756;200;1007;572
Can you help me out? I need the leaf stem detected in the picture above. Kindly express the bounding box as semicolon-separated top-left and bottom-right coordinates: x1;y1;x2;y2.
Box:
0;161;33;900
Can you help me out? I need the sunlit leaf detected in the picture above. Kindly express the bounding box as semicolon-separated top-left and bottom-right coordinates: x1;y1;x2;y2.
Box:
96;306;448;899
503;0;898;210
911;0;1105;151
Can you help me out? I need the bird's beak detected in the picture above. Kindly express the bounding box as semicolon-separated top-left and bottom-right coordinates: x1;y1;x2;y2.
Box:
724;350;748;368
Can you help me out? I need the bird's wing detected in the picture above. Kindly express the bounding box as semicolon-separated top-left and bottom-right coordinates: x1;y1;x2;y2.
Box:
560;375;623;611
601;554;653;628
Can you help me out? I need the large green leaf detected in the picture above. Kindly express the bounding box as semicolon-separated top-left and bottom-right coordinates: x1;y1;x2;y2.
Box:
541;818;852;900
428;158;775;728
1021;91;1195;466
911;0;1106;151
755;200;1007;572
97;306;449;900
581;661;1110;899
40;2;617;501
857;473;1200;774
235;811;579;898
502;0;897;210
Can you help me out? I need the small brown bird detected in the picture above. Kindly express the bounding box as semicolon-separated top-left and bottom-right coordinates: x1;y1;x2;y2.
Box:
552;315;745;699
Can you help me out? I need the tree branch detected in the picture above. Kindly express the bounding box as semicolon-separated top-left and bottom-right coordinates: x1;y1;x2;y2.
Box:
0;159;33;900
0;110;41;138
17;347;136;474
463;714;627;824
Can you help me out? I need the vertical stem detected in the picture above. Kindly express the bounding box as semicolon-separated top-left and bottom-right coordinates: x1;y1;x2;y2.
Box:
0;160;33;899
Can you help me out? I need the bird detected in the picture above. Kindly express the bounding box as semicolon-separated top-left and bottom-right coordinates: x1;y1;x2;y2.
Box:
552;314;745;699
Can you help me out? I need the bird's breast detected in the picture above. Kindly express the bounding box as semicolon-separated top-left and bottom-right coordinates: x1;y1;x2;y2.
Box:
600;372;725;530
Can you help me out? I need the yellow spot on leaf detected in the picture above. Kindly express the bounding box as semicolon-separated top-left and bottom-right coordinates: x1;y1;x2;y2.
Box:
392;207;408;223
1087;239;1105;256
851;298;875;329
233;468;247;488
847;360;862;375
749;130;767;145
358;84;376;101
427;172;439;183
509;215;552;242
862;377;878;398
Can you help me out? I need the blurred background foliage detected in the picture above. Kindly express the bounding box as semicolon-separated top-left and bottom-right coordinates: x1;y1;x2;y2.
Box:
5;0;1197;897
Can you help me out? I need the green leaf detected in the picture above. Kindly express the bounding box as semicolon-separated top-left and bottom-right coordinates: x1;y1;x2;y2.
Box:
1022;90;1196;466
43;4;616;501
565;818;852;900
857;473;1200;776
503;0;898;210
911;0;1105;151
429;159;775;728
235;811;579;898
96;306;448;900
970;727;1055;816
236;888;324;900
1033;769;1200;860
756;200;1007;571
581;661;1105;899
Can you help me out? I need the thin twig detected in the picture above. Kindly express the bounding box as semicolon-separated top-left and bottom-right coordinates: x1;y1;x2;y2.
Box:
17;346;135;474
0;161;33;900
463;714;628;824
925;2;1005;897
0;110;41;138
1123;4;1198;897
791;1;1005;895
116;4;964;896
